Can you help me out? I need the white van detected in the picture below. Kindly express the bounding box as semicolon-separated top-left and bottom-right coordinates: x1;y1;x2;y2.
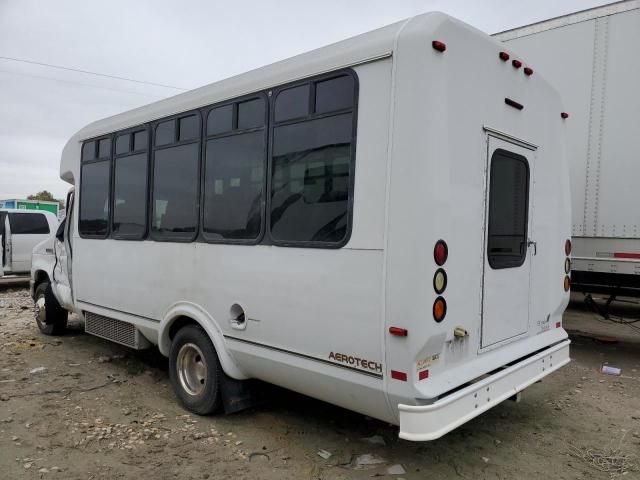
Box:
34;12;572;441
1;209;58;276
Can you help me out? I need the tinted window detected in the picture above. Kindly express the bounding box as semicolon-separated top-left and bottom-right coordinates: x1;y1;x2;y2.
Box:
237;98;265;130
8;213;49;234
98;138;111;158
315;75;354;113
487;149;530;269
113;153;147;238
133;130;148;151
271;113;353;243
178;115;199;142
82;141;96;161
151;143;199;238
207;105;233;136
274;84;309;122
80;161;110;236
203;132;264;240
115;134;130;155
155;120;175;146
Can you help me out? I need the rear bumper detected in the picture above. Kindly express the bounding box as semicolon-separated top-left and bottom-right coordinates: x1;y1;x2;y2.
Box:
398;339;570;441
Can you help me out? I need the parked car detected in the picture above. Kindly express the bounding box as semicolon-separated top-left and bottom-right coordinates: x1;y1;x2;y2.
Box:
0;209;58;276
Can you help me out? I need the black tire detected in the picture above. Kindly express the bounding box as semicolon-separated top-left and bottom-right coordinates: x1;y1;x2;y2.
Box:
34;281;68;336
169;324;222;415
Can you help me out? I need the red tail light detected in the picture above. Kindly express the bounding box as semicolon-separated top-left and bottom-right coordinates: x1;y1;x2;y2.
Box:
565;239;572;256
432;40;446;52
434;240;448;266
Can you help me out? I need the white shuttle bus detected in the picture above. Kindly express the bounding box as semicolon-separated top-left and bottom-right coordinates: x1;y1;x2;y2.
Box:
33;12;572;441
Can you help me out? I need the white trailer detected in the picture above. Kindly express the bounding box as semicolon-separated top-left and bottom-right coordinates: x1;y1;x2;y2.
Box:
495;0;640;296
33;12;572;441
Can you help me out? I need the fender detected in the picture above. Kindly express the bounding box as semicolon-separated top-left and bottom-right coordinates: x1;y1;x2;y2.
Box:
159;301;248;380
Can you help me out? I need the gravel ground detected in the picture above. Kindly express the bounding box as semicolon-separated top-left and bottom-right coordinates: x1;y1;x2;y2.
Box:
1;285;639;479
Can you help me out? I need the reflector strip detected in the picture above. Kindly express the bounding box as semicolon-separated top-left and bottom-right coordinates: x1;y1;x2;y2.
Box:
419;370;429;381
614;252;640;259
556;322;561;328
389;327;408;337
391;370;408;381
505;98;524;110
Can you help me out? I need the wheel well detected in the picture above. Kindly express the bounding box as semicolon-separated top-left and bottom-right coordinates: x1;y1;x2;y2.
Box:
33;270;50;294
168;315;200;341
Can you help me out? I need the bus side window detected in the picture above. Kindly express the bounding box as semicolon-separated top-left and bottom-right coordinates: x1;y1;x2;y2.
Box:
203;96;266;242
270;73;357;246
112;128;148;240
150;114;200;241
79;138;111;238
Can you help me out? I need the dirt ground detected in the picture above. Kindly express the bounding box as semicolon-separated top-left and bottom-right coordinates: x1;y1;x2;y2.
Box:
1;285;639;480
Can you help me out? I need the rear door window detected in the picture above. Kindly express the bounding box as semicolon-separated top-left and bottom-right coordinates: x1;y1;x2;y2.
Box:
8;212;50;234
487;149;530;269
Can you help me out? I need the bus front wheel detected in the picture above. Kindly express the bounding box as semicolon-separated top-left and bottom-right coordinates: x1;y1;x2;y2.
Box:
34;281;68;335
169;324;222;415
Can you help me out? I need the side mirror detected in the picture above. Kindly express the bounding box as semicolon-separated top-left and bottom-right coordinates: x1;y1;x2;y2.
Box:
55;218;66;242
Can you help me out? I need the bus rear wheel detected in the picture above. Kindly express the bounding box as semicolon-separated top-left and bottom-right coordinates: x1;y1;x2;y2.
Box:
34;281;68;336
169;324;222;415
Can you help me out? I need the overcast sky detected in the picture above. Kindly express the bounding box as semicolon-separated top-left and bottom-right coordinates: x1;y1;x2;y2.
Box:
0;0;613;200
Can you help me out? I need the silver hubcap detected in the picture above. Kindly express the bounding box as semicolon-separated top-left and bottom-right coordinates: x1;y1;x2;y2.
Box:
35;295;46;324
176;343;207;396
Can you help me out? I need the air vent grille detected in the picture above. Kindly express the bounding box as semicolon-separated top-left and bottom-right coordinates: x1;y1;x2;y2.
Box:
84;311;150;349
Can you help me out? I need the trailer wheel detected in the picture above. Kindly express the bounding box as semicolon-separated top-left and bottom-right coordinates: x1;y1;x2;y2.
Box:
34;281;68;335
169;324;222;415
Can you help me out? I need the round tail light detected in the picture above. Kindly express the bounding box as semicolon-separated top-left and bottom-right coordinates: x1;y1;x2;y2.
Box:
564;276;571;292
565;239;572;256
433;268;447;294
433;297;447;322
434;240;448;266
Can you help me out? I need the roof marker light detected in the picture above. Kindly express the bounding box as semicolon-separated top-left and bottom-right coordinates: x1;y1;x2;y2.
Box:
524;67;534;76
512;59;522;68
499;51;510;61
561;112;569;119
432;40;446;52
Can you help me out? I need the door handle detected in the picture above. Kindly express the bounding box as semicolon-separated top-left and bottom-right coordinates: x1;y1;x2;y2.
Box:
527;239;537;256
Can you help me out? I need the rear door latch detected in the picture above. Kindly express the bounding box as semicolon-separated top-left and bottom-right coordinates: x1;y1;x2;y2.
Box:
527;239;537;255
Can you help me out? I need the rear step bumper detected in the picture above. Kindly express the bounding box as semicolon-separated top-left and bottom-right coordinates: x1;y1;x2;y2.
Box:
398;339;571;441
